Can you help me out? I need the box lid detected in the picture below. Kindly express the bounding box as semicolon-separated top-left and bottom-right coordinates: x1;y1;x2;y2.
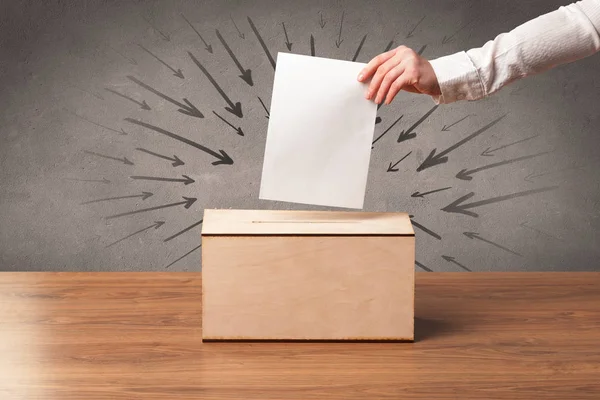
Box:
201;209;414;236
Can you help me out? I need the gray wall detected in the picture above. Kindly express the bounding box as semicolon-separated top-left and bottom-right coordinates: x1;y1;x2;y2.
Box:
1;0;599;272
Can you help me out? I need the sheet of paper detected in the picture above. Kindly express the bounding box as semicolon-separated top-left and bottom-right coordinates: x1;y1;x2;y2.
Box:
259;52;377;209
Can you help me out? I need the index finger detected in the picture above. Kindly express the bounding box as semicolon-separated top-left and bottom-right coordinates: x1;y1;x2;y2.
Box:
357;50;395;82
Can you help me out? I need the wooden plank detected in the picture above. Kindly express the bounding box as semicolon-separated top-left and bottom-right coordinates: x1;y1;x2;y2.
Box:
1;272;600;399
201;209;414;235
202;235;415;340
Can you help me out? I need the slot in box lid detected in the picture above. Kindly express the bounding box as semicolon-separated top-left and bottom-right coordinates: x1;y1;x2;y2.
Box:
201;209;414;236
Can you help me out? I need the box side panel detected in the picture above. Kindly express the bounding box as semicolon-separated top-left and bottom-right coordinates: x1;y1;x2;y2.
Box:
202;235;414;340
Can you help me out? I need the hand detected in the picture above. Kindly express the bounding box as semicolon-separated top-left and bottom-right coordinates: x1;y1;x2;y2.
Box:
357;45;441;104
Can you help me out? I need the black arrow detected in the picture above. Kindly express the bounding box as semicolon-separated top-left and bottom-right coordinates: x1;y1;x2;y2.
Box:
282;22;293;50
409;215;441;240
372;115;403;146
258;96;270;119
406;15;425;38
481;134;539;156
66;109;127;135
135;148;184;167
188;51;243;118
417;114;507;172
442;255;471;271
457;151;551;181
81;191;153;205
387;151;412;172
213;111;244;136
352;34;367;61
83;150;134;165
230;15;245;39
464;232;522;257
67;82;105;101
215;29;253;86
127;75;203;118
442;114;471;131
65;177;111;184
415;261;433;272
105;88;151;111
524;165;585;183
125;118;234;165
142;15;170;41
383;40;394;52
247;17;276;70
411;186;451;198
164;219;203;242
106;221;164;248
335;11;345;47
441;186;559;218
397;105;439;143
319;12;326;29
520;221;563;241
181;14;212;53
310;34;316;56
416;44;427;56
137;44;184;79
165;244;202;269
130;175;194;185
107;45;137;65
105;197;197;220
375;103;384;125
442;19;475;44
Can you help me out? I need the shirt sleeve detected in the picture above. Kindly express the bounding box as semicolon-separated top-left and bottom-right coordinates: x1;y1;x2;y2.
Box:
428;0;600;104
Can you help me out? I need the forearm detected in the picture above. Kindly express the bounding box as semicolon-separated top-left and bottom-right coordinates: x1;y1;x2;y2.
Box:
429;0;600;104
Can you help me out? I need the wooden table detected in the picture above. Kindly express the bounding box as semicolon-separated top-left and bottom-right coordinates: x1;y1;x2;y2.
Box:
1;272;599;399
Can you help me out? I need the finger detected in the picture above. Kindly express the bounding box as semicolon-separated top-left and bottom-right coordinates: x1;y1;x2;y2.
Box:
357;50;395;82
385;75;412;104
374;64;405;104
366;53;404;100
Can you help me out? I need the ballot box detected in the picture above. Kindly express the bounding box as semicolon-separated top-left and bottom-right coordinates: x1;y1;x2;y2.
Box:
201;209;415;341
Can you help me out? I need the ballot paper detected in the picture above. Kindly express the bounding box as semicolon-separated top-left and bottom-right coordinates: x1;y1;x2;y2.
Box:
259;52;377;209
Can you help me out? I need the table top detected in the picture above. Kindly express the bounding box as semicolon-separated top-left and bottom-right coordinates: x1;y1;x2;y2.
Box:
1;272;599;399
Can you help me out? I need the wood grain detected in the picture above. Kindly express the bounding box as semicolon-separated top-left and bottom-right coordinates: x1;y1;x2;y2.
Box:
1;272;599;399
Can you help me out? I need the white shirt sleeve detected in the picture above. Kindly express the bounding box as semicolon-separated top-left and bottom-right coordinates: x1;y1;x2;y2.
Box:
428;0;600;104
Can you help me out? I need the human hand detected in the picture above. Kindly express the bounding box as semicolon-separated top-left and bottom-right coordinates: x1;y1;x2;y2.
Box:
357;45;441;104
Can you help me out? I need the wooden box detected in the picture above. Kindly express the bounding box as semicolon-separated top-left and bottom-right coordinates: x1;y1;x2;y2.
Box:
200;209;415;341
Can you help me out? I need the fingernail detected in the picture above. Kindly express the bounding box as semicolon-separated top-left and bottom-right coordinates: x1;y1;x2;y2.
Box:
358;73;364;81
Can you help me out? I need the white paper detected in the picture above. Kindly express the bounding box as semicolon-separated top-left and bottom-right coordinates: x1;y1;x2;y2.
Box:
259;52;377;209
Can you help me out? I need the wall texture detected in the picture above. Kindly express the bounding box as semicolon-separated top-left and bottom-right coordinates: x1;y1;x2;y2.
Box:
1;0;599;272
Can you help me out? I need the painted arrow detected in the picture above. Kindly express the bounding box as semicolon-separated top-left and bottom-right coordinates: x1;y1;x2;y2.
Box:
442;255;471;271
66;109;127;135
83;150;134;165
520;221;563;241
108;45;137;65
417;114;507;172
442;114;471;131
164;219;203;242
335;11;345;47
127;75;203;118
258;96;270;119
248;17;276;70
181;14;212;53
165;244;202;269
524;165;585;183
67;82;105;101
387;151;412;172
215;29;253;86
441;186;559;218
130;175;194;185
105;221;164;248
481;134;539;156
383;40;394;52
319;12;326;29
105;197;197;220
65;177;110;184
213;111;244;136
310;34;316;56
352;34;367;62
464;232;522;257
105;88;151;110
81;191;153;205
372;114;404;146
282;22;293;50
416;44;427;56
142;16;170;41
188;51;243;118
137;44;184;79
415;261;433;272
230;15;245;39
411;186;451;198
375;103;384;125
409;215;441;240
442;19;475;44
125;118;234;165
397;105;439;142
135;148;184;167
406;15;426;38
456;151;551;181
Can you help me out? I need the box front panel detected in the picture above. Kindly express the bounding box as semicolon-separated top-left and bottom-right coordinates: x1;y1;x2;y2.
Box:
202;235;414;340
